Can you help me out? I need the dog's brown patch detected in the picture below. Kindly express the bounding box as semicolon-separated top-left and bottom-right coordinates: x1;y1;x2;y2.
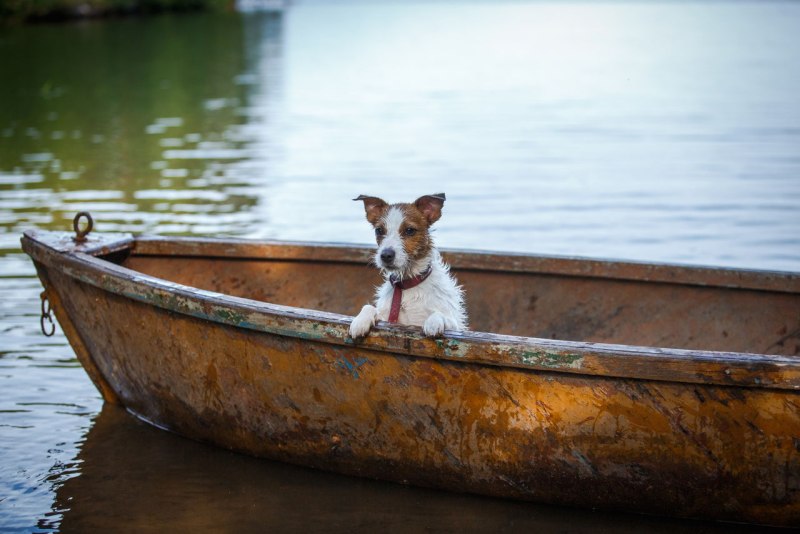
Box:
395;203;434;262
355;195;390;243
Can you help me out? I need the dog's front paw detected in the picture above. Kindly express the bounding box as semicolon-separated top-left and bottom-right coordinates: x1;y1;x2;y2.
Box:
423;312;447;337
350;305;378;339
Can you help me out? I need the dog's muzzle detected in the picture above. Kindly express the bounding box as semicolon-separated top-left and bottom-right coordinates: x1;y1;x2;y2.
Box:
379;247;396;267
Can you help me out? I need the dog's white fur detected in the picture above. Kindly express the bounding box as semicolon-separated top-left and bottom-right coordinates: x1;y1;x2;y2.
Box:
349;200;467;338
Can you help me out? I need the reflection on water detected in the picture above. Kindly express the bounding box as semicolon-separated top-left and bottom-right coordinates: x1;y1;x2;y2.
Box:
1;1;799;530
0;12;283;240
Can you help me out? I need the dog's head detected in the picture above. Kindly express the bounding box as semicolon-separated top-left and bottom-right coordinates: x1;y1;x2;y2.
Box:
354;193;445;276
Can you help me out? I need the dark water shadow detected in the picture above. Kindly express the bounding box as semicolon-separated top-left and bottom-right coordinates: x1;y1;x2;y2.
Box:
52;404;781;533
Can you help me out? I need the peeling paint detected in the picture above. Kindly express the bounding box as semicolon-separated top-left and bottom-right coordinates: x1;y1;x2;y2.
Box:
213;307;247;325
335;355;369;379
437;338;467;358
518;350;584;370
571;449;598;476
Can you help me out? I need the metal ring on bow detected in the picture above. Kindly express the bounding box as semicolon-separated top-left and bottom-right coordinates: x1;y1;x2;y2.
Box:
73;211;93;243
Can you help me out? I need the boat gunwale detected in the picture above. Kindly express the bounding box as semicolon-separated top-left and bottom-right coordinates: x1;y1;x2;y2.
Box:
132;235;800;295
21;229;800;391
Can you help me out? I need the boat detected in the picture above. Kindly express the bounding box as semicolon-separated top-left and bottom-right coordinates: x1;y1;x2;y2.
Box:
21;214;800;527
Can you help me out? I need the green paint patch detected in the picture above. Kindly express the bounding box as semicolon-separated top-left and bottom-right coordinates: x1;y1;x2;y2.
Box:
323;327;343;339
434;338;467;358
518;350;584;369
212;308;246;325
444;340;465;358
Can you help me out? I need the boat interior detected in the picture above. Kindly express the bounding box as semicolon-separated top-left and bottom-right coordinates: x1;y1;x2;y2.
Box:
103;238;800;356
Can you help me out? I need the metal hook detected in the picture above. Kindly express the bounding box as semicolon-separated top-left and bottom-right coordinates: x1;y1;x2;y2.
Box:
73;211;93;243
40;291;55;337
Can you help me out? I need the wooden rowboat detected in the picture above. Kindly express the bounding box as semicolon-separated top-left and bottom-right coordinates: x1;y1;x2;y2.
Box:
21;219;800;527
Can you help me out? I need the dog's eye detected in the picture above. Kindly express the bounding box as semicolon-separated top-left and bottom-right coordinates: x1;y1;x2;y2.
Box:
375;227;385;237
404;227;417;237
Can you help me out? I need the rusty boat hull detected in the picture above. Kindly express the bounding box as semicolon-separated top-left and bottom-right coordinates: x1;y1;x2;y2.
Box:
21;229;800;527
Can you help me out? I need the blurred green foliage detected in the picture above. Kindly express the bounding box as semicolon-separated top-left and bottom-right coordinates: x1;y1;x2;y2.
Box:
0;11;259;229
0;0;232;23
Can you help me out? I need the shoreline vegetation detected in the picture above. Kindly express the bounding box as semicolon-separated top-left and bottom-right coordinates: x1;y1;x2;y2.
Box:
0;0;233;23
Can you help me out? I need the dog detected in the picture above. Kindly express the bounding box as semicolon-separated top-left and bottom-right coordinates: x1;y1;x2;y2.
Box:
349;193;467;338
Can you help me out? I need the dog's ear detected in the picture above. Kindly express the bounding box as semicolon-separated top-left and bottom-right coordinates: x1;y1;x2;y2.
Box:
414;193;446;224
354;195;387;224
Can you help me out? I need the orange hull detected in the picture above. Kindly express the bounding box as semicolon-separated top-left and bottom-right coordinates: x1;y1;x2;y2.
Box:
22;228;800;527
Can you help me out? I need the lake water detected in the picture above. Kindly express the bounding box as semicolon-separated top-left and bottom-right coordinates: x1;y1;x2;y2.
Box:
1;1;799;531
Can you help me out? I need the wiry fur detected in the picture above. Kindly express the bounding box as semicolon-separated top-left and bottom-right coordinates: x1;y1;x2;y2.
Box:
349;193;467;338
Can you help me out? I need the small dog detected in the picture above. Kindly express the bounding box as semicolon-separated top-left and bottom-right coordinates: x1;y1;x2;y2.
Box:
349;193;467;338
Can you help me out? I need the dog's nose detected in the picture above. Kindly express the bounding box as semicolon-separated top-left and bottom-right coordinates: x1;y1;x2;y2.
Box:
380;248;395;265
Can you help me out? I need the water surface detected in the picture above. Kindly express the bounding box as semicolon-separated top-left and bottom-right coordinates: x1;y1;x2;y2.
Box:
1;1;799;530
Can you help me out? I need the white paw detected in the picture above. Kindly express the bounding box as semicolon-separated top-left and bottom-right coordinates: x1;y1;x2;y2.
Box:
350;305;378;339
423;312;447;337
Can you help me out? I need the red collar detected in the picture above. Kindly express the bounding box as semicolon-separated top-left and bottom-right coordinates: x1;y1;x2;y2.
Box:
388;265;432;323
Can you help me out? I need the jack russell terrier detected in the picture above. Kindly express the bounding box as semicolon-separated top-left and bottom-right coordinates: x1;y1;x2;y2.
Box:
349;193;467;338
